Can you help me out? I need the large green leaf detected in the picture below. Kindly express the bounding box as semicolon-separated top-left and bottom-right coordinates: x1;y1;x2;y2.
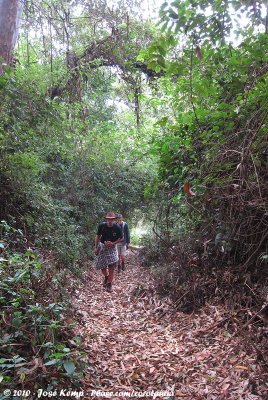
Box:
63;360;75;375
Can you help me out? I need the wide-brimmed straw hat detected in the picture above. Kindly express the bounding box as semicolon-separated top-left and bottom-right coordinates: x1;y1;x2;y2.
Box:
104;212;116;219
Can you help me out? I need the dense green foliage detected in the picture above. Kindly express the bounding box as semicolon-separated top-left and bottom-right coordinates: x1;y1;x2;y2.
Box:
0;221;86;394
0;34;152;264
137;0;267;311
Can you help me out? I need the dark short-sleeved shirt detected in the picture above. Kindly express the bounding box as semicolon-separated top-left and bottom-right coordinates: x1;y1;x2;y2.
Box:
97;222;123;243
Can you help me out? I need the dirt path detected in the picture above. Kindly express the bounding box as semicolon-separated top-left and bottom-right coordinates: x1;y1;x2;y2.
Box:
73;251;265;400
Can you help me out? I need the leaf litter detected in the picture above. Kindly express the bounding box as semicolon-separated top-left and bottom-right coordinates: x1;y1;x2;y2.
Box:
73;251;267;399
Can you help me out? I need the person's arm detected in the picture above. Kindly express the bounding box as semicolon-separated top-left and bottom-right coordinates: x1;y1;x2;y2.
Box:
125;224;130;249
95;234;100;255
105;236;123;247
114;236;124;245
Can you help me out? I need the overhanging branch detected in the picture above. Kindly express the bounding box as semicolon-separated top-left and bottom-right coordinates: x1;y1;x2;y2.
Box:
50;34;162;98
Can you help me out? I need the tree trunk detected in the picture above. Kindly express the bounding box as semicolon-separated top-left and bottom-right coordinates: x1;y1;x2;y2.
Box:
134;87;140;129
0;0;24;74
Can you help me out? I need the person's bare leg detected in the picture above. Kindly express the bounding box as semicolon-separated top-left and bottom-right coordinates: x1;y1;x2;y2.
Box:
107;263;116;292
108;264;115;283
101;267;109;286
121;255;126;271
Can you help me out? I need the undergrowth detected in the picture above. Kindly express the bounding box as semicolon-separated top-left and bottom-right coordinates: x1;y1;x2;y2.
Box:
0;221;87;397
140;230;268;371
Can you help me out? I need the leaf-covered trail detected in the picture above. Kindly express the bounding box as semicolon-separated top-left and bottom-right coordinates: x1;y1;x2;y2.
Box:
73;251;265;399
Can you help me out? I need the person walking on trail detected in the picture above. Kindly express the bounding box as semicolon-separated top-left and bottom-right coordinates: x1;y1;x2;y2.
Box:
94;212;123;292
116;214;130;273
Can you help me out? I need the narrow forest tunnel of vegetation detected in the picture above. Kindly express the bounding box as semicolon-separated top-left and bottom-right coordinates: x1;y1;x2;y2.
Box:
0;0;267;398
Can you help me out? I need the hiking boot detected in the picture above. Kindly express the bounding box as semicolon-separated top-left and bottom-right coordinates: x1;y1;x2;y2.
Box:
118;265;121;273
122;263;126;271
103;276;108;286
107;282;112;292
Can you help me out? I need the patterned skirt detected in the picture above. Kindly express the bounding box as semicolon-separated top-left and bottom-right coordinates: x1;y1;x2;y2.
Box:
95;243;119;270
